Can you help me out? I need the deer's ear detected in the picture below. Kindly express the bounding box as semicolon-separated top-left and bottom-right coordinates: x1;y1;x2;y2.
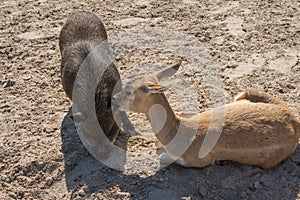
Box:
143;83;167;93
157;60;182;81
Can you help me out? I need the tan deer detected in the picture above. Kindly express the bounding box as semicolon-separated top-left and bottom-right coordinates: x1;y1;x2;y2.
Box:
113;61;300;169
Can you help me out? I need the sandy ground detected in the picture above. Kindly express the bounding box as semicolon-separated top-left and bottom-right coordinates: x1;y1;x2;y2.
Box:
1;0;300;199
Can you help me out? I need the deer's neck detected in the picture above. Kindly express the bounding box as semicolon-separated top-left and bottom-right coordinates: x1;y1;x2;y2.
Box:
146;94;180;145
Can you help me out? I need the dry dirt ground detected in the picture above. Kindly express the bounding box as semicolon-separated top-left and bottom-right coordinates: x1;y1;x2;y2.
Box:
1;0;300;199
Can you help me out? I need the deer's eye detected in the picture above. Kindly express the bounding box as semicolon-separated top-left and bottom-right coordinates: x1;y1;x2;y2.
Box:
142;85;150;93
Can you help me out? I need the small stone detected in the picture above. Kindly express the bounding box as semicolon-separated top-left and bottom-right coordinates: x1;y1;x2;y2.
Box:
23;75;32;80
221;177;236;189
0;104;10;109
8;192;16;199
199;187;207;196
65;160;72;166
254;181;263;189
181;197;192;200
241;191;247;198
78;188;86;197
45;177;53;186
2;80;15;88
17;66;25;70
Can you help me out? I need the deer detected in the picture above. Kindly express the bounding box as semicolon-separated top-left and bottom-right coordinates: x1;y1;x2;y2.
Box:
112;60;300;169
59;11;136;142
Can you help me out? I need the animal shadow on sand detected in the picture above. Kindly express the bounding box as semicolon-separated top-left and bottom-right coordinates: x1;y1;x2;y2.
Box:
60;109;300;200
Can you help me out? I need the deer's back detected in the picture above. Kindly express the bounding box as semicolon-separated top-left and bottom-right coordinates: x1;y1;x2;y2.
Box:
197;102;299;146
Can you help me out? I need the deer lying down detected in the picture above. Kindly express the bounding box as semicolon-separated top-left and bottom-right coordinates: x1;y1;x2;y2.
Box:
113;61;300;169
59;11;137;141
